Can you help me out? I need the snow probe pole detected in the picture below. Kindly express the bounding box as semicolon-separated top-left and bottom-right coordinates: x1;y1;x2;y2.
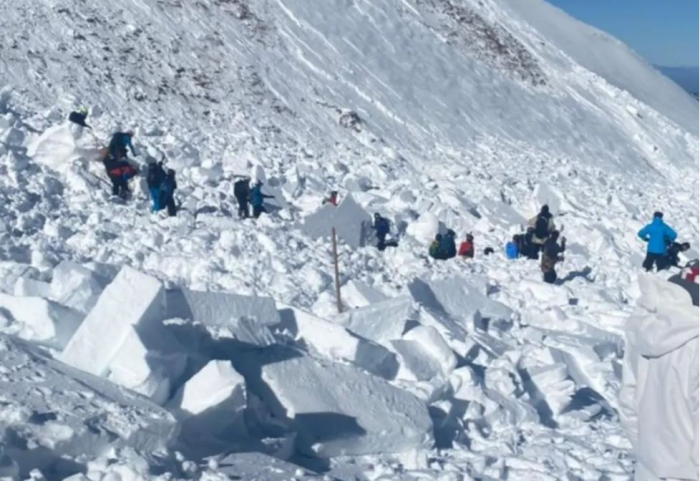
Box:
331;227;343;314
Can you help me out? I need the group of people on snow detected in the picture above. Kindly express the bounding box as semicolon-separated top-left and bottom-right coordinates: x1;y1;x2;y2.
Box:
234;176;274;219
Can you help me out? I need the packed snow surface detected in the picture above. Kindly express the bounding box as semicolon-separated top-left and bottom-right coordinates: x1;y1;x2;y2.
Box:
0;0;698;479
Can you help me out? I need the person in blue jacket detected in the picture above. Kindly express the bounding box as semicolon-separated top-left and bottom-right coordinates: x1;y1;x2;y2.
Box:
505;235;520;259
251;181;274;219
638;211;677;271
108;131;137;160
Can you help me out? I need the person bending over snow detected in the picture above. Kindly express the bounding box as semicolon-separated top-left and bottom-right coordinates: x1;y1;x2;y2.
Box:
108;131;137;160
619;274;698;481
638;211;677;272
660;241;691;270
541;230;565;284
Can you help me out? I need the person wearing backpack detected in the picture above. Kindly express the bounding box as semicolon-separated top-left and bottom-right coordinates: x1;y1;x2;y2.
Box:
528;205;555;257
429;234;443;260
108;131;137;160
146;161;167;212
234;177;251;219
458;233;475;259
638;212;677;272
541;230;566;284
159;169;178;217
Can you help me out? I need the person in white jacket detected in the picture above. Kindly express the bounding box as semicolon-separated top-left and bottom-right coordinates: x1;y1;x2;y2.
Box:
619;273;699;480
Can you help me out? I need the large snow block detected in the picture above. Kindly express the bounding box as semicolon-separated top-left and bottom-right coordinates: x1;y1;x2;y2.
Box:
107;327;187;405
59;267;165;376
215;453;317;481
403;325;457;376
0;293;83;349
0;334;177;458
50;261;105;314
168;361;246;439
13;276;51;299
290;307;398;379
259;356;433;457
408;277;513;328
302;194;372;248
341;280;388;309
166;288;280;336
337;296;416;344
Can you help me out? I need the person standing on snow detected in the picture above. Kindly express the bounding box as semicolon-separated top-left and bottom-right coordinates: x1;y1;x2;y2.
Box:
638;211;677;272
234;177;252;219
108;131;137;160
250;181;273;219
103;154;137;199
458;233;475;259
541;230;566;284
160;169;178;217
373;213;391;250
528;205;555;258
146;161;167;212
619;274;698;481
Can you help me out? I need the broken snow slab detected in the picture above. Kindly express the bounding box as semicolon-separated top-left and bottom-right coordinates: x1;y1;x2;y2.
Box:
254;354;433;458
336;296;416;344
301;194;372;248
0;293;83;350
49;260;106;314
283;305;398;379
341;280;388;309
211;452;318;481
0;335;176;462
13;276;50;299
60;266;165;376
165;288;279;346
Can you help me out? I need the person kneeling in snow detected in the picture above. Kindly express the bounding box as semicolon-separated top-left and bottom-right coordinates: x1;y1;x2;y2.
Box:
440;230;457;260
429;234;443;260
159;169;178;217
146;161;167;212
505;235;520;260
251;181;273;219
103;154;137;199
458;233;475;259
619;274;698;481
540;230;565;284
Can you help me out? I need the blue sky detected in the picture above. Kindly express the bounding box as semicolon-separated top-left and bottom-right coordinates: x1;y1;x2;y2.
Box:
545;0;699;66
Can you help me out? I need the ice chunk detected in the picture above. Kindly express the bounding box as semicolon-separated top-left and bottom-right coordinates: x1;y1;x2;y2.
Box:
0;262;37;294
391;339;444;382
337;296;415;343
107;327;187;405
256;355;433;457
301;194;372;249
168;361;246;445
403;325;457;376
522;363;575;417
59;267;165;376
0;293;83;349
13;276;51;298
341;280;388;308
0;334;176;457
50;261;105;313
289;307;398;379
406;212;440;245
166;288;280;328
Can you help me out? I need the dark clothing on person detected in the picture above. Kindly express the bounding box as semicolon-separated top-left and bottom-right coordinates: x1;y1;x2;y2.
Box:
440;231;457;260
250;183;273;219
160;172;177;217
234;179;251;219
374;215;390;249
643;253;665;272
103;156;136;199
108;132;136;160
541;236;566;284
68;111;90;129
660;242;688;270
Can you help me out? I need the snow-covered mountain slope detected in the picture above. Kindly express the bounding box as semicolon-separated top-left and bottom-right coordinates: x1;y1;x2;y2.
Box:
0;0;698;480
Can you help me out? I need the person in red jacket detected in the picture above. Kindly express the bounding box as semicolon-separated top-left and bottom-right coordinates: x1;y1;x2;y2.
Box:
458;233;475;259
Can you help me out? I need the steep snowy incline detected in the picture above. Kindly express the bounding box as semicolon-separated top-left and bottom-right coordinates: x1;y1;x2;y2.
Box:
0;0;696;181
501;0;699;135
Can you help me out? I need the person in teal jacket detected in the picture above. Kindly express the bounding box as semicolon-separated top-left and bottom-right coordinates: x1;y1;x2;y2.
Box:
638;212;677;271
250;181;274;219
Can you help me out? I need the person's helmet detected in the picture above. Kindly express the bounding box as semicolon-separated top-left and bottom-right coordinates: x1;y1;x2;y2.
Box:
77;106;88;115
126;130;135;137
466;233;474;241
541;205;550;215
374;213;380;219
653;211;663;218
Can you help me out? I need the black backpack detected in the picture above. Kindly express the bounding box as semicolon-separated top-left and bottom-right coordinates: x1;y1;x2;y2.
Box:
535;215;550;238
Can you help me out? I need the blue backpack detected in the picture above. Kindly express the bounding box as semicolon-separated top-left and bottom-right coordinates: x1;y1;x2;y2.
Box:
505;242;518;259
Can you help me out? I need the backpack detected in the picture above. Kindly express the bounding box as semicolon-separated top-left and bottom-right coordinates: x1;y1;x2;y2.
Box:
429;241;441;259
534;215;550;238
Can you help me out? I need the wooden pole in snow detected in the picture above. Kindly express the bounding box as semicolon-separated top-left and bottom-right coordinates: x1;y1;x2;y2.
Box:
331;227;343;314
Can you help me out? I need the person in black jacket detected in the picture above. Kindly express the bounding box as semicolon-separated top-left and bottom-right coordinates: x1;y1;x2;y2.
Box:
541;230;566;284
108;131;137;160
68;107;91;129
160;169;178;217
234;177;251;219
660;241;691;270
